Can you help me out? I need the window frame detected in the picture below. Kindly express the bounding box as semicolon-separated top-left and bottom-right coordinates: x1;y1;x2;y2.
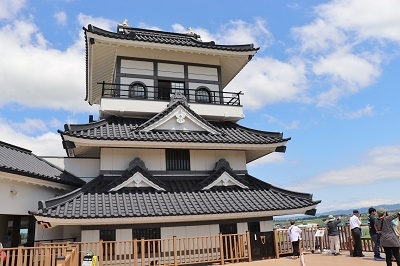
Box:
129;82;147;99
195;87;211;103
166;149;190;171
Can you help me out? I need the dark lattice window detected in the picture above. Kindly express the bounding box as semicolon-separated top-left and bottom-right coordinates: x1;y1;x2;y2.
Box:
129;82;146;98
195;87;211;103
100;229;116;241
133;228;161;253
248;222;260;233
166;149;190;171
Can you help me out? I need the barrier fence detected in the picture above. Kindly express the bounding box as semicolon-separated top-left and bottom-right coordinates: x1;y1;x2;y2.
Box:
0;226;381;266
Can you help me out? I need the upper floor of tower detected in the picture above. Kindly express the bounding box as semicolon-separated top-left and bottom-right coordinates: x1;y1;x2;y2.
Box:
84;22;259;122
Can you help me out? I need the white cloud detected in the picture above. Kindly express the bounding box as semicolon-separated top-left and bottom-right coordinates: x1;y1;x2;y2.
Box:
0;0;26;20
173;19;272;50
0;118;65;156
263;114;301;130
339;104;374;119
54;11;67;26
292;145;400;191
0;15;109;113
317;0;400;42
229;57;308;110
248;153;285;167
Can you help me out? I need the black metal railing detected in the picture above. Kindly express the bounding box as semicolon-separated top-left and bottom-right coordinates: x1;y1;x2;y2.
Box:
98;82;243;106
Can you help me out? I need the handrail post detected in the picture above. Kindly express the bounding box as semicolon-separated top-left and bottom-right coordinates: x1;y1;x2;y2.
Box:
133;239;138;266
273;229;280;259
141;238;145;266
173;236;178;266
246;231;252;262
16;246;23;266
99;240;103;266
219;233;224;265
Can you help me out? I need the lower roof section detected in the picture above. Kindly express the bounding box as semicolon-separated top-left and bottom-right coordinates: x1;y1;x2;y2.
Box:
30;170;321;227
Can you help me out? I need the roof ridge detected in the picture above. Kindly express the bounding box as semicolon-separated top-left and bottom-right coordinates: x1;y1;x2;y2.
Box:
0;140;32;154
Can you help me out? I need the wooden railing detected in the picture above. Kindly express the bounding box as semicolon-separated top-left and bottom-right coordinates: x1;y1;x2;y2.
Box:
274;225;352;257
36;232;251;266
0;242;79;266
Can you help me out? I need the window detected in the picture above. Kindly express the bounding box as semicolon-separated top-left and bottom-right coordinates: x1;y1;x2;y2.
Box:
166;149;190;171
100;229;116;241
195;87;211;103
248;222;260;233
158;81;185;100
133;228;161;253
129;82;146;98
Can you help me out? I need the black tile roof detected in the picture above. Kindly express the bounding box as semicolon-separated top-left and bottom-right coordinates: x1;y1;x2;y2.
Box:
59;101;289;146
0;141;85;187
84;24;259;53
31;172;320;219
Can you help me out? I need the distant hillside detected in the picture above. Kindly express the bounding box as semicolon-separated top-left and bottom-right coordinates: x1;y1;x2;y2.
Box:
274;203;400;221
317;203;400;217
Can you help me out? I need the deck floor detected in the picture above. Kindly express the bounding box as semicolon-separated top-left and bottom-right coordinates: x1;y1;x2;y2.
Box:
241;251;383;266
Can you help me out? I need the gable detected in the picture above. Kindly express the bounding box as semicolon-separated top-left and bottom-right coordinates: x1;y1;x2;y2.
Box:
141;105;219;134
202;171;248;190
109;172;165;191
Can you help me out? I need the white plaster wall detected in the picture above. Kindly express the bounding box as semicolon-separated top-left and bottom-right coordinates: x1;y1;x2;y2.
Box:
260;220;274;232
62;226;81;241
188;66;218;81
237;222;248;234
119;77;154;98
161;224;219;238
0;178;69;215
158;63;184;78
35;224;64;242
81;230;100;242
101;148;165;171
190;150;246;171
43;157;100;178
116;229;133;254
120;60;153;75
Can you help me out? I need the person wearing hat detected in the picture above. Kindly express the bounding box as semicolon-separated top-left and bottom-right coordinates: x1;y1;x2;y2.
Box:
349;209;364;257
326;214;341;255
369;207;385;261
375;208;400;266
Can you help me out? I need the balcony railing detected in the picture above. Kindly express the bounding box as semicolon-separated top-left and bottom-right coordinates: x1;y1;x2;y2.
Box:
99;82;243;106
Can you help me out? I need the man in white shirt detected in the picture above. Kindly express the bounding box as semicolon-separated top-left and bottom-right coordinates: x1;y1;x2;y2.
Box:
349;210;364;257
287;220;302;259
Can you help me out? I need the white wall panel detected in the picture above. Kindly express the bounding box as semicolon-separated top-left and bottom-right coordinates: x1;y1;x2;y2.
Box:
101;148;165;171
120;60;153;75
158;63;184;78
260;220;274;232
190;150;246;171
0;178;69;215
43;157;100;178
188;66;218;81
81;230;100;242
237;222;248;234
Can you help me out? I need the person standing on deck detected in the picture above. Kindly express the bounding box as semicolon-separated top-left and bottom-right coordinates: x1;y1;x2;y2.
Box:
287;220;302;259
350;209;365;257
369;207;385;261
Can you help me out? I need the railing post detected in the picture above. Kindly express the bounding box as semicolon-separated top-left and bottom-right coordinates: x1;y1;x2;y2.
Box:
173;236;178;266
219;233;224;265
133;239;138;266
44;246;51;266
102;81;105;97
99;240;103;266
141;238;145;266
16;246;23;266
273;229;280;259
246;231;252;262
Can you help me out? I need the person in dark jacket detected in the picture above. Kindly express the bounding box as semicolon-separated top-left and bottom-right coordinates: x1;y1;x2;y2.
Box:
375;208;400;266
326;214;341;255
369;207;385;260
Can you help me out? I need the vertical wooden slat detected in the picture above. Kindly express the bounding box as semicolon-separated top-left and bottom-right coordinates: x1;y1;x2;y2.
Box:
219;233;224;265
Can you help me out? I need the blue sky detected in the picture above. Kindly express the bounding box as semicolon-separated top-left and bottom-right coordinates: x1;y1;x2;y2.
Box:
1;0;400;214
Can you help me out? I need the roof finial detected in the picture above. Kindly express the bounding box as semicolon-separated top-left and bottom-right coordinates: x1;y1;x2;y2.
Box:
187;27;194;36
122;19;129;27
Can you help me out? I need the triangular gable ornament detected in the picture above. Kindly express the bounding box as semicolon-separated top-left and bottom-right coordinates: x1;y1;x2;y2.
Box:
202;171;248;190
140;93;220;134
